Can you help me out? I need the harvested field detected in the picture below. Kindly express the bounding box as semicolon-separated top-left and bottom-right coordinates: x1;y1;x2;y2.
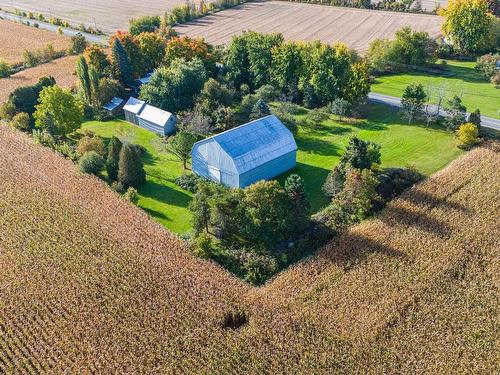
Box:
0;19;70;66
1;123;498;373
0;55;77;103
175;1;442;51
2;0;199;35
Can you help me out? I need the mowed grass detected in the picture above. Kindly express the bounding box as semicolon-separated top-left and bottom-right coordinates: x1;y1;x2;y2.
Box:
371;60;500;119
82;103;462;232
80;119;193;233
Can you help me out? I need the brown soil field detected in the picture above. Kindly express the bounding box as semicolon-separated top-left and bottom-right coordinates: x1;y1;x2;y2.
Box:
0;19;70;66
0;123;498;373
0;55;77;103
175;1;442;51
2;0;199;34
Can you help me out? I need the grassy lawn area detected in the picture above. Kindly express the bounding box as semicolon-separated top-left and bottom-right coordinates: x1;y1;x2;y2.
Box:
371;60;500;119
81;119;193;234
82;103;463;233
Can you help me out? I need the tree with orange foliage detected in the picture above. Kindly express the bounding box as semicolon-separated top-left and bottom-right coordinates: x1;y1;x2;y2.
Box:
109;31;144;77
164;36;215;73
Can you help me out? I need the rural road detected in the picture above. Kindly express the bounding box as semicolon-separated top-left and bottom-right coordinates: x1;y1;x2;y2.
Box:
368;92;500;132
0;10;107;45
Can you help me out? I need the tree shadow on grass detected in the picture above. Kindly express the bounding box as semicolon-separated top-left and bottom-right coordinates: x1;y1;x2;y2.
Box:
139;181;192;208
297;135;342;157
142;207;172;222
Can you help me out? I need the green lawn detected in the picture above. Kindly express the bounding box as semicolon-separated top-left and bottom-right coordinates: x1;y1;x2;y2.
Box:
82;103;462;233
371;60;500;119
81;119;193;233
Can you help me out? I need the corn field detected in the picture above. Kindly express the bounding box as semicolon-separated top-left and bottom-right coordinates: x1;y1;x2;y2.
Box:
0;125;498;373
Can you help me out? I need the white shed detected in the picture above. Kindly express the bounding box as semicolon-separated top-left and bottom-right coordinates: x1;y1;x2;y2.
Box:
123;97;176;136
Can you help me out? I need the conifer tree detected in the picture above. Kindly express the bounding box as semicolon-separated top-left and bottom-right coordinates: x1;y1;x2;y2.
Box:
285;174;310;230
106;136;123;181
76;56;91;104
250;99;271;120
118;143;145;188
112;39;133;85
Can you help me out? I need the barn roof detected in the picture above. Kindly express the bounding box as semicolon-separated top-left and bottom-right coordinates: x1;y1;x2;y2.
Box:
137;105;174;127
123;97;145;114
201;115;297;174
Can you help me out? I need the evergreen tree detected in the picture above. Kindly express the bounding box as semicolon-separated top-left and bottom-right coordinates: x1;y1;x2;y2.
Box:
444;95;467;131
118;143;146;188
285;174;310;230
112;39;133;85
76;56;91;104
249;99;271;120
400;83;427;124
190;183;211;235
468;109;481;130
106;136;123;181
339;137;372;171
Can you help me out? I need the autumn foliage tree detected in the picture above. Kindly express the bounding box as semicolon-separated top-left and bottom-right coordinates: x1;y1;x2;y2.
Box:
164;36;215;72
440;0;493;55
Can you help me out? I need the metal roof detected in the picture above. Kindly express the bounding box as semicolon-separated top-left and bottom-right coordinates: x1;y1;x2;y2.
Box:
123;97;145;114
137;105;173;127
200;115;297;174
103;97;124;111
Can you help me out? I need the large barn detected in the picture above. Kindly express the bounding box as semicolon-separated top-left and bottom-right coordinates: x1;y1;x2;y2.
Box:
192;115;297;188
123;97;176;136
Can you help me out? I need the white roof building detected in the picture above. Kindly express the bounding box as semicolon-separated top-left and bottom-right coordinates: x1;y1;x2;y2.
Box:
123;97;176;136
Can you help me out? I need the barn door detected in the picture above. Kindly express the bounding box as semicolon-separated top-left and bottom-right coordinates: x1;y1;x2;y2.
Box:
208;165;221;183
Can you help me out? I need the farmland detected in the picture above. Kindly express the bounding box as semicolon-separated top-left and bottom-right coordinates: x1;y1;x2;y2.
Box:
372;60;500;119
0;55;77;103
175;1;442;51
0;19;69;66
1;0;199;34
0;124;498;372
82;103;462;233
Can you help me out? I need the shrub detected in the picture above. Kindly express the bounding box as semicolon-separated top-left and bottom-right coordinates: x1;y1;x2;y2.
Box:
255;85;279;102
10;112;31;132
123;187;140;204
69;33;87;54
456;123;479;149
491;72;500;88
0;60;11;78
32;129;55;147
330;98;352;121
250;99;271;120
475;53;499;80
304;107;329;128
0;102;17;120
175;173;203;193
242;252;277;285
274;109;298;135
78;151;104;175
54;142;78;161
129;15;161;35
192;233;215;259
77;135;106;157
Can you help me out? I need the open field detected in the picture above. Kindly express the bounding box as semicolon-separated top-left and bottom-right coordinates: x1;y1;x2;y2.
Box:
0;55;77;103
0;19;69;66
0;124;497;372
1;0;198;34
372;60;500;119
82;103;462;233
175;1;442;51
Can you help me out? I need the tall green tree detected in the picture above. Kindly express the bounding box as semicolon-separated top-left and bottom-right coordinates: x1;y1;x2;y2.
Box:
190;182;212;235
140;58;207;113
76;55;91;104
225;34;250;89
34;85;84;136
445;95;467;131
106;136;123;181
118;143;146;188
440;0;493;54
270;41;303;99
400;83;427;124
249;99;271;120
284;174;310;231
164;131;198;170
112;39;133;85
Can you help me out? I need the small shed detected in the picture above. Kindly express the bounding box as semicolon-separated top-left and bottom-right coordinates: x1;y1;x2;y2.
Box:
123;97;145;125
103;97;125;116
137;104;176;136
130;72;153;95
123;97;176;136
192;115;297;188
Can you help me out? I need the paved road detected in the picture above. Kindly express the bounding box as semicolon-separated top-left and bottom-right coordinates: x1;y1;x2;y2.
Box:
368;92;500;132
0;11;107;45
